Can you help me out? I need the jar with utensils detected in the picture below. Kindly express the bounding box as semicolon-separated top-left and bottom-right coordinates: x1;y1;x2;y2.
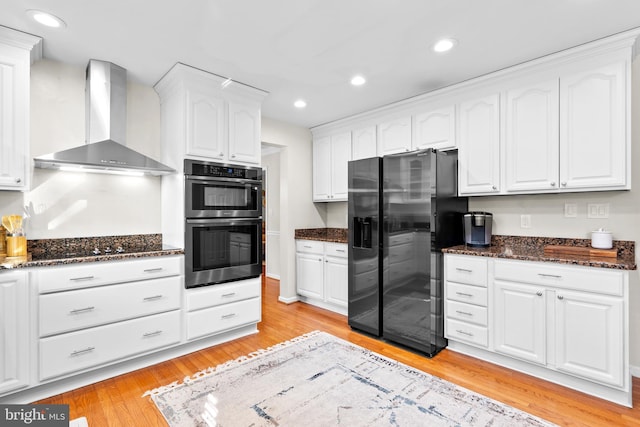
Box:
2;214;26;257
0;224;6;257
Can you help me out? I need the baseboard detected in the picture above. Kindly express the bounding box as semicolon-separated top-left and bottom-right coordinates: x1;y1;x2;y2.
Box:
278;295;299;304
266;273;281;280
630;364;640;378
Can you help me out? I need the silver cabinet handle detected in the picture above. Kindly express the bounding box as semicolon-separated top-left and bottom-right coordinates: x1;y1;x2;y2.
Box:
143;295;163;301
70;276;95;281
318;258;322;262
15;177;21;183
557;295;564;300
69;306;95;315
536;291;543;297
456;330;474;337
455;310;473;316
144;268;163;273
71;347;95;357
303;245;313;248
455;268;472;273
492;185;497;190
550;182;556;187
221;313;237;319
335;249;345;253
455;292;473;297
231;154;236;158
143;330;163;338
222;292;236;298
538;273;562;279
561;182;567;187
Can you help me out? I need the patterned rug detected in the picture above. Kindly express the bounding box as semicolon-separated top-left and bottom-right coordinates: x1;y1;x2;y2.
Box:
144;331;555;426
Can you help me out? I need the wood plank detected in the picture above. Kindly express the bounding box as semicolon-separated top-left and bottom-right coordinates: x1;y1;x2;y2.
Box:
543;244;618;258
34;276;640;426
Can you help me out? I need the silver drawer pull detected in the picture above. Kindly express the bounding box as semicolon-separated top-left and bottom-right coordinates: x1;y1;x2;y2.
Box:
70;347;95;357
143;295;163;301
69;306;95;315
70;276;95;281
221;313;237;319
144;268;164;273
456;330;474;337
538;273;562;279
303;245;313;248
222;293;236;298
455;268;473;273
143;330;163;338
455;310;473;316
335;249;346;252
455;292;473;297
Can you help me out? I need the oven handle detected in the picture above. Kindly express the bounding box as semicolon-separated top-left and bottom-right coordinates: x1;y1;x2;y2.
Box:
185;175;262;185
186;217;262;225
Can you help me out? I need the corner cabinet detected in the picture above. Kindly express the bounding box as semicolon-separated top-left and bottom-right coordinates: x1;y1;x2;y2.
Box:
313;132;351;202
0;28;42;191
154;63;268;167
0;270;30;395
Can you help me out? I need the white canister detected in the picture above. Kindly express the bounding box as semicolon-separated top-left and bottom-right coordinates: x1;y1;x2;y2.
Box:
591;228;613;249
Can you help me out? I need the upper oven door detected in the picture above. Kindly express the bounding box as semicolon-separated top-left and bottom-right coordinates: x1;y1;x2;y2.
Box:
185;176;262;218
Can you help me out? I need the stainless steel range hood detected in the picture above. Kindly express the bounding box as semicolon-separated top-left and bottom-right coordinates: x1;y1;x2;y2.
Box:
34;60;175;176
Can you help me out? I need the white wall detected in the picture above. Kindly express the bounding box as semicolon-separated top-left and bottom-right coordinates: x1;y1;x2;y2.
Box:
262;149;281;279
0;59;162;239
261;117;325;302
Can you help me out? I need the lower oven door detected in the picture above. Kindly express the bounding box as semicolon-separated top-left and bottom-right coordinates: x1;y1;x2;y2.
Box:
185;217;262;288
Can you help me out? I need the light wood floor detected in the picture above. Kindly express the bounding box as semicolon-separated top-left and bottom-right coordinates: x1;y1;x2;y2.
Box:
37;277;640;426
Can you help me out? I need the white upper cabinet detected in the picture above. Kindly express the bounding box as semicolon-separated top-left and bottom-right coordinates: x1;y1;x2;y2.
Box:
313;132;351;202
351;126;377;160
504;80;560;192
412;106;456;151
559;61;627;190
458;94;500;195
155;63;267;168
377;117;411;155
0;28;41;191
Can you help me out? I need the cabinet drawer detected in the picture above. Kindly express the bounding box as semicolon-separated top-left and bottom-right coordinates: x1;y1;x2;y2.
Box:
36;256;183;294
446;300;488;326
446;255;488;287
494;259;624;296
39;310;181;381
186;297;261;340
186;277;261;311
325;243;347;258
388;243;413;263
295;240;324;254
352;257;378;275
389;232;413;246
39;276;181;337
446;318;488;347
447;282;487;306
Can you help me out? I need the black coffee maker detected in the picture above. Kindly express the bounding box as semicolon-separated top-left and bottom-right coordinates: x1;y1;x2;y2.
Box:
463;212;492;247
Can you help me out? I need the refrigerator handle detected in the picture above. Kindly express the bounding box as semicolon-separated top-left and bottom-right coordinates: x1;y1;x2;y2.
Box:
362;217;372;248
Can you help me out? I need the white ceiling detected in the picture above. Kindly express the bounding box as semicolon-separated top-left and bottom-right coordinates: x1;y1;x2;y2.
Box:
3;1;640;129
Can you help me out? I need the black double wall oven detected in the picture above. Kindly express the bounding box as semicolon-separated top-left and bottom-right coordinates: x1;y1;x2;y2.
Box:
184;159;263;289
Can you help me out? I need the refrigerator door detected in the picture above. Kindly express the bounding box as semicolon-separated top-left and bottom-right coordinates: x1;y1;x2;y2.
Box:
382;149;438;355
348;157;382;336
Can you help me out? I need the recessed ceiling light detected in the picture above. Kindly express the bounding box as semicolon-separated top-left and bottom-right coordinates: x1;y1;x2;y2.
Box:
294;99;307;108
351;75;366;86
26;9;66;28
433;38;457;53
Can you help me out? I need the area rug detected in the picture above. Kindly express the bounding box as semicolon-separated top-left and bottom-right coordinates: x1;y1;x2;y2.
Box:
144;331;555;427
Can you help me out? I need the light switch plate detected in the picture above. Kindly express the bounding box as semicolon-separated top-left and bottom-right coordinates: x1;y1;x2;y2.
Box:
587;203;610;219
564;203;577;218
520;214;532;228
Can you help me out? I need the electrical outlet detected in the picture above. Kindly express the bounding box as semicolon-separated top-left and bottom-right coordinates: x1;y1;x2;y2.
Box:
564;203;577;218
520;214;532;228
587;203;610;219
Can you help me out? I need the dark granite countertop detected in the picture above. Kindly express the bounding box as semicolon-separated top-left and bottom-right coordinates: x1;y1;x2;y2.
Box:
295;228;347;243
443;235;636;270
0;234;184;270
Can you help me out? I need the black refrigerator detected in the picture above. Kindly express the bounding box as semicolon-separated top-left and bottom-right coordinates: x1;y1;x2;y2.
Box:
348;149;468;357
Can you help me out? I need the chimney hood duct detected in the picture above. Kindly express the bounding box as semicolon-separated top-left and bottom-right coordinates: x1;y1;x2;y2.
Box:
33;60;175;176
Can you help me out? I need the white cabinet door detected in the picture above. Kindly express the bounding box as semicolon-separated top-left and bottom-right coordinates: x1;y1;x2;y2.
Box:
0;271;29;395
185;86;226;160
505;81;560;192
324;256;348;307
228;99;261;164
377;117;411;155
458;94;500;195
330;132;351;200
494;280;546;365
296;252;324;299
352;126;377;160
560;62;627;190
312;136;331;201
0;42;33;190
412;106;456;150
555;289;624;387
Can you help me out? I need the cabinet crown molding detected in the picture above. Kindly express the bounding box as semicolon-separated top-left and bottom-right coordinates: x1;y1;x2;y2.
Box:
0;25;42;63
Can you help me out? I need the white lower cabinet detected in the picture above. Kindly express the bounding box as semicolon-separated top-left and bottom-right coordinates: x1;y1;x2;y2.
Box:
0;270;30;395
296;240;347;314
444;254;630;406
